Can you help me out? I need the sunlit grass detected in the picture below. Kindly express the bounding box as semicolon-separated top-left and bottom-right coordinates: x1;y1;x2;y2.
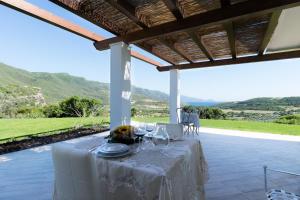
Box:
1;116;300;142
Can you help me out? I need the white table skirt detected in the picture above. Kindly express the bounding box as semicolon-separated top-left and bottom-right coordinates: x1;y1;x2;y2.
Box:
52;136;208;200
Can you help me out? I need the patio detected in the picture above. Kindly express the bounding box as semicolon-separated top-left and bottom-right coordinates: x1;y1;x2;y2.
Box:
1;129;300;200
1;0;300;199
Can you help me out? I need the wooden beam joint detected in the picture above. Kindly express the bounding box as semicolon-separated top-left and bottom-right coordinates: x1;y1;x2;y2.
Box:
157;50;300;71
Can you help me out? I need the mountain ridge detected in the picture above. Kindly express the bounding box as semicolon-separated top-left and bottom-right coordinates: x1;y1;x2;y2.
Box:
0;63;200;105
217;97;300;111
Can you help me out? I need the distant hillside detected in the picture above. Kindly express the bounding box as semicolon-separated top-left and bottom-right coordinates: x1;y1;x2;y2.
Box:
181;96;220;107
0;63;169;104
217;97;300;111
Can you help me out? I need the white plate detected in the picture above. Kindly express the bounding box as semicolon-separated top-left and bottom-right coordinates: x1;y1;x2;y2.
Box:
96;149;132;158
98;143;129;154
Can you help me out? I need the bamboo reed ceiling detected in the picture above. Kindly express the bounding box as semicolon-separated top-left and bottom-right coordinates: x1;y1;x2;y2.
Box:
52;0;300;70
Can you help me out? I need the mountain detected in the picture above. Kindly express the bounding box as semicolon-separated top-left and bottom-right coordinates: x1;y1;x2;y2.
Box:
0;63;170;105
181;96;220;107
216;97;300;111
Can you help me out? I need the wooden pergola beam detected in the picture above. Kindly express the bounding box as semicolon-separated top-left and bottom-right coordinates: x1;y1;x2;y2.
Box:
0;0;104;42
159;38;193;63
161;0;183;20
0;0;163;67
137;42;177;65
130;51;162;66
187;31;213;61
224;22;237;59
104;0;148;29
157;50;300;71
221;0;236;59
103;0;174;64
94;0;300;47
258;10;282;55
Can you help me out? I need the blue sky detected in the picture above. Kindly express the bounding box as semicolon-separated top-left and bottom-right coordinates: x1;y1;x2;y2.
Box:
0;1;300;102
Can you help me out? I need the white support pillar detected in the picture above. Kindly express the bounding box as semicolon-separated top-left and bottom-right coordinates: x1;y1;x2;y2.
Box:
110;42;131;130
169;69;180;124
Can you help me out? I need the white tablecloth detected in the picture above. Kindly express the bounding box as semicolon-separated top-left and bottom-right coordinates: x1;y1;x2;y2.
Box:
52;135;208;200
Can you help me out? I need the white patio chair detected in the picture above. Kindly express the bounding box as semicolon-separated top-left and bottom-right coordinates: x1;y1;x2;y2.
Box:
177;108;194;134
189;112;200;134
264;165;300;200
156;123;184;140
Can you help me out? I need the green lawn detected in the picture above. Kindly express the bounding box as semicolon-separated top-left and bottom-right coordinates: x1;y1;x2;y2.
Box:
0;117;108;141
200;119;300;136
133;117;300;136
1;117;300;142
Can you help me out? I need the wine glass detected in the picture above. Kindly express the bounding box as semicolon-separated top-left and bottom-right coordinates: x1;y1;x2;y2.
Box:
134;123;147;152
152;125;169;148
141;124;156;150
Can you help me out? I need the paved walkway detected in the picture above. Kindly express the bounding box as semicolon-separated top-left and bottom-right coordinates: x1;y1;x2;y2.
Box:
1;129;300;200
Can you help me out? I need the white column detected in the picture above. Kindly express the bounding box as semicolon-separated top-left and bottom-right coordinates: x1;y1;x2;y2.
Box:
110;42;131;130
169;69;180;124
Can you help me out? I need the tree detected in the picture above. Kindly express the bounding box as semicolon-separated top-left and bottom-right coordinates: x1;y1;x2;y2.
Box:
182;105;227;120
131;107;137;117
58;96;102;118
43;104;63;118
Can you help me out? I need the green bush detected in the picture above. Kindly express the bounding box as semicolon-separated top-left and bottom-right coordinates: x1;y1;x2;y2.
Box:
16;107;45;118
182;106;226;119
275;115;300;125
43;96;102;118
59;96;102;118
43;105;63;118
131;107;137;117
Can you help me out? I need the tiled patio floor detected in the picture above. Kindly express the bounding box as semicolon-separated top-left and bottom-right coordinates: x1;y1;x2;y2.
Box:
1;129;300;200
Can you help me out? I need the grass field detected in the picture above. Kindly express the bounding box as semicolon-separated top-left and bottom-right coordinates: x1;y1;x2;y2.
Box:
0;117;109;141
133;117;300;136
1;117;300;142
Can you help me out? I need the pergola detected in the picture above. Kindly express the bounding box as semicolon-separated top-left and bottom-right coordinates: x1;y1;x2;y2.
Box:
2;0;300;129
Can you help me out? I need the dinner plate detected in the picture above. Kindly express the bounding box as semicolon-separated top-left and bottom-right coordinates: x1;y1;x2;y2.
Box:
97;143;129;155
96;149;132;158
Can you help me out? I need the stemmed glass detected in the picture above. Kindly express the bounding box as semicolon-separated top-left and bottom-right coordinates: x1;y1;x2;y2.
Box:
141;124;156;150
152;125;169;148
134;123;147;152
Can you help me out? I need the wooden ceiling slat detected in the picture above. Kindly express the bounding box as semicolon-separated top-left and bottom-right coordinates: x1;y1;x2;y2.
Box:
157;50;300;71
138;42;177;65
94;0;173;64
94;0;300;48
258;10;282;55
187;31;214;61
102;0;176;64
50;0;120;36
104;0;148;29
159;38;193;63
161;0;184;20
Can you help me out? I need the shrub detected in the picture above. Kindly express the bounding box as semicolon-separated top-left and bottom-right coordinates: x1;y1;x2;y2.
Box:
275;115;300;125
16;107;45;118
131;107;137;117
59;96;102;118
182;105;226;119
43;105;63;118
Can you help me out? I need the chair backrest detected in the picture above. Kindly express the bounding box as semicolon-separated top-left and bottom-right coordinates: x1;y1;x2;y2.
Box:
156;123;184;140
190;113;200;127
180;111;190;123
